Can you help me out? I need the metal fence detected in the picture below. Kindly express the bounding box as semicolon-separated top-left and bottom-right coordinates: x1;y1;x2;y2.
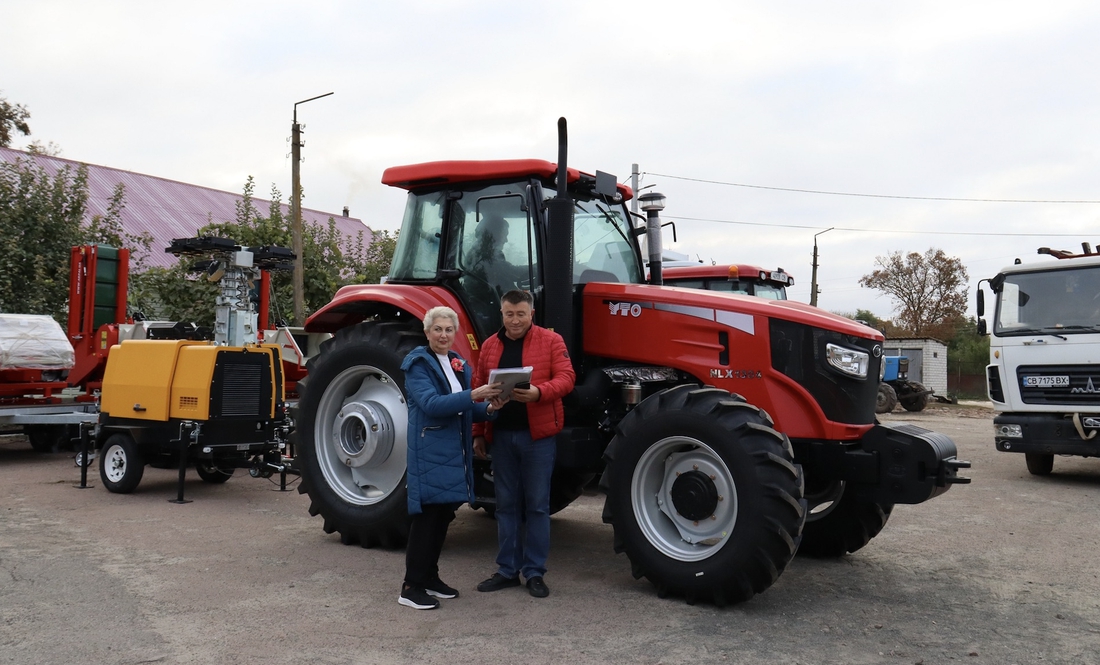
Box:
947;358;987;399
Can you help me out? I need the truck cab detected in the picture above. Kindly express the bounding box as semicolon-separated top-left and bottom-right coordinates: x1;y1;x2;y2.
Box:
981;249;1100;474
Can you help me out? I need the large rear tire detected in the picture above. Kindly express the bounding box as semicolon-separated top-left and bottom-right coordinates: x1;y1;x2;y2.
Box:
600;385;805;605
797;477;893;557
292;320;425;549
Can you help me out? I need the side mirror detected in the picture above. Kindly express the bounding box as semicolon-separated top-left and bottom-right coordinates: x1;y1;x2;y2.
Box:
976;289;984;317
978;318;987;336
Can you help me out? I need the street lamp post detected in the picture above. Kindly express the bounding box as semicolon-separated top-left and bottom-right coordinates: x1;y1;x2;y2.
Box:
290;91;334;325
809;227;834;307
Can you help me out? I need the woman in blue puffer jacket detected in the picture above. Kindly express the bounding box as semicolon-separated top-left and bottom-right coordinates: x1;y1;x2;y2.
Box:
397;306;502;610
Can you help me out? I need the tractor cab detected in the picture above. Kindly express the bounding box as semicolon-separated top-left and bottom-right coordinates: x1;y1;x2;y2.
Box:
383;160;643;341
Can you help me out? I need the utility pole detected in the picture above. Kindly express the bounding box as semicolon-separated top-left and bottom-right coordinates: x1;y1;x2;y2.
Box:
809;227;833;307
290;92;334;324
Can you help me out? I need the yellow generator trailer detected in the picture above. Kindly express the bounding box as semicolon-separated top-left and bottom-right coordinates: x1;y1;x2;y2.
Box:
94;236;295;500
96;339;289;497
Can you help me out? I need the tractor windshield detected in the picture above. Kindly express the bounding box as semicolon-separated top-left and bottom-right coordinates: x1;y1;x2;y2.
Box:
564;196;643;285
994;264;1100;335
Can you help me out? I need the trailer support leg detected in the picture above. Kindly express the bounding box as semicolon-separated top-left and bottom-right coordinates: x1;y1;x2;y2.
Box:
169;422;195;505
74;423;93;490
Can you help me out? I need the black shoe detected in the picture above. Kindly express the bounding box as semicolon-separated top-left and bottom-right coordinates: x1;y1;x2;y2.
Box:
526;576;549;598
477;573;520;592
398;585;440;610
425;577;459;599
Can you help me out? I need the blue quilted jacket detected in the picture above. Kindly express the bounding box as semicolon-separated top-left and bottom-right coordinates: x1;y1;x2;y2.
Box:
401;346;493;515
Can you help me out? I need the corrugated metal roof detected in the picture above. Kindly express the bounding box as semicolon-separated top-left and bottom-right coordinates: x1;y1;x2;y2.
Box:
0;146;372;269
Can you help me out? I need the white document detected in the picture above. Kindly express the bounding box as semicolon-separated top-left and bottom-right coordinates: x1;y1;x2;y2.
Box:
488;366;534;399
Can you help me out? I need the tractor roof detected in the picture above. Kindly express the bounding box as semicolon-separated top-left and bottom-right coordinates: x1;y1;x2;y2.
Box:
381;159;633;201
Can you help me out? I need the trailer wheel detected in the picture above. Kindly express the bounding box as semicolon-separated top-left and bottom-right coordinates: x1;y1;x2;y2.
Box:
875;384;897;414
195;462;235;484
1025;453;1054;475
600;385;805;605
99;433;144;494
900;383;929;412
292;320;425;549
797;479;893;557
26;424;74;453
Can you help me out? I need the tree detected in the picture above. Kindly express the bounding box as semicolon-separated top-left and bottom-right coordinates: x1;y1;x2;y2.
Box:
0;93;31;147
0;157;88;318
859;248;969;339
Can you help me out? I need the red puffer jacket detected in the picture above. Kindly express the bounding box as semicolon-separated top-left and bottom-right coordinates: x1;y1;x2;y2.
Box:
472;324;576;442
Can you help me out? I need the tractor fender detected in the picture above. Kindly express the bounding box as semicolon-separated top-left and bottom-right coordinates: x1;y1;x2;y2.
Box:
303;284;483;359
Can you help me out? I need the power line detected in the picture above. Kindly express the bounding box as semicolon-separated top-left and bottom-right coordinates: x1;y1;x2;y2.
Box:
669;215;1091;237
646;172;1100;204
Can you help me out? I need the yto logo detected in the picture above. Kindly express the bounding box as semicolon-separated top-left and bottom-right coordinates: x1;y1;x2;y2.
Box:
608;302;642;318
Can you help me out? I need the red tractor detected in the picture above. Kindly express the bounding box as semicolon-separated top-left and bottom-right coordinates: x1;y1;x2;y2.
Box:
292;119;969;604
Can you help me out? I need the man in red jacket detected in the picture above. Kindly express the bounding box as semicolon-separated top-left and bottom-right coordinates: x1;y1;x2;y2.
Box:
472;289;575;598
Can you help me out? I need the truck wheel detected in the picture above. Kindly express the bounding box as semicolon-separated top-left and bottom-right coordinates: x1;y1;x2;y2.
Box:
1025;453;1054;475
797;478;893;557
875;384;897;414
195;462;235;483
293;320;424;549
600;385;805;605
98;433;145;494
900;383;929;412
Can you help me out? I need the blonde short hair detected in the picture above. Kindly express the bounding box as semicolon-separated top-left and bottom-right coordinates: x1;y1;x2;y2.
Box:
423;306;459;333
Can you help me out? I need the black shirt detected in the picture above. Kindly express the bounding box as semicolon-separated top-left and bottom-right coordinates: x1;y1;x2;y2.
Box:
493;330;529;431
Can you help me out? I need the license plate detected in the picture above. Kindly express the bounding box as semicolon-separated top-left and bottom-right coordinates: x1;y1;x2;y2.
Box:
769;271;787;283
1022;375;1069;388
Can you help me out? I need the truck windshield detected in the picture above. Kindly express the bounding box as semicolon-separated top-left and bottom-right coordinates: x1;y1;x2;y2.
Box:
995;265;1100;335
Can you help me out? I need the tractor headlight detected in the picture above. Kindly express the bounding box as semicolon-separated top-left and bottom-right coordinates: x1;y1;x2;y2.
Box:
826;343;869;379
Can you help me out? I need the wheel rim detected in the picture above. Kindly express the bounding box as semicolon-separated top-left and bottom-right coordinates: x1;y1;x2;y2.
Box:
630;436;737;562
103;444;128;483
314;364;407;506
804;479;845;522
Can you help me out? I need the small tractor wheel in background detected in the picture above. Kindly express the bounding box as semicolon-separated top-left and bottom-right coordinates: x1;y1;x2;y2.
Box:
900;383;929;412
99;432;145;494
797;478;893;557
601;385;805;605
293;319;425;549
195;462;235;484
875;384;898;414
1025;453;1054;476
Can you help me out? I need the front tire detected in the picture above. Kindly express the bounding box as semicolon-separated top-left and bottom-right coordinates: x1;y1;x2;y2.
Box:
798;478;893;557
900;382;929;412
293;320;424;549
1025;452;1054;475
98;433;145;494
600;385;805;605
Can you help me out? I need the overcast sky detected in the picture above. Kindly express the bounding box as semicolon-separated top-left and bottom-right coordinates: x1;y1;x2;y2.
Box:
4;1;1100;319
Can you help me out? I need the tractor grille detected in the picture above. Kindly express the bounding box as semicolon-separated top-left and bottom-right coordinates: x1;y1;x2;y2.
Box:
210;350;275;418
769;319;879;425
1016;364;1100;406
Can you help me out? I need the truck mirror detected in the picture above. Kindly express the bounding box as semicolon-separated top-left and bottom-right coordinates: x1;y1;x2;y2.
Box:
976;289;984;316
977;318;987;336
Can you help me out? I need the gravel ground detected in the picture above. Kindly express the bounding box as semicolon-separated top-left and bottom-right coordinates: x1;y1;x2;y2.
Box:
2;404;1099;665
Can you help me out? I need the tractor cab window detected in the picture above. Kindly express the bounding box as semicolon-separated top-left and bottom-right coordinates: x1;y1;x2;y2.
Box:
389;191;445;280
446;185;536;339
561;194;642;285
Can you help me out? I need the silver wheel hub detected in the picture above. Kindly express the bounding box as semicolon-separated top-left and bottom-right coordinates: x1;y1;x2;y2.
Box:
332;401;394;468
631;436;738;562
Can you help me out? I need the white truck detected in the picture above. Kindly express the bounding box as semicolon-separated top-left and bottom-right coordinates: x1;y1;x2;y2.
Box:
979;245;1100;475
